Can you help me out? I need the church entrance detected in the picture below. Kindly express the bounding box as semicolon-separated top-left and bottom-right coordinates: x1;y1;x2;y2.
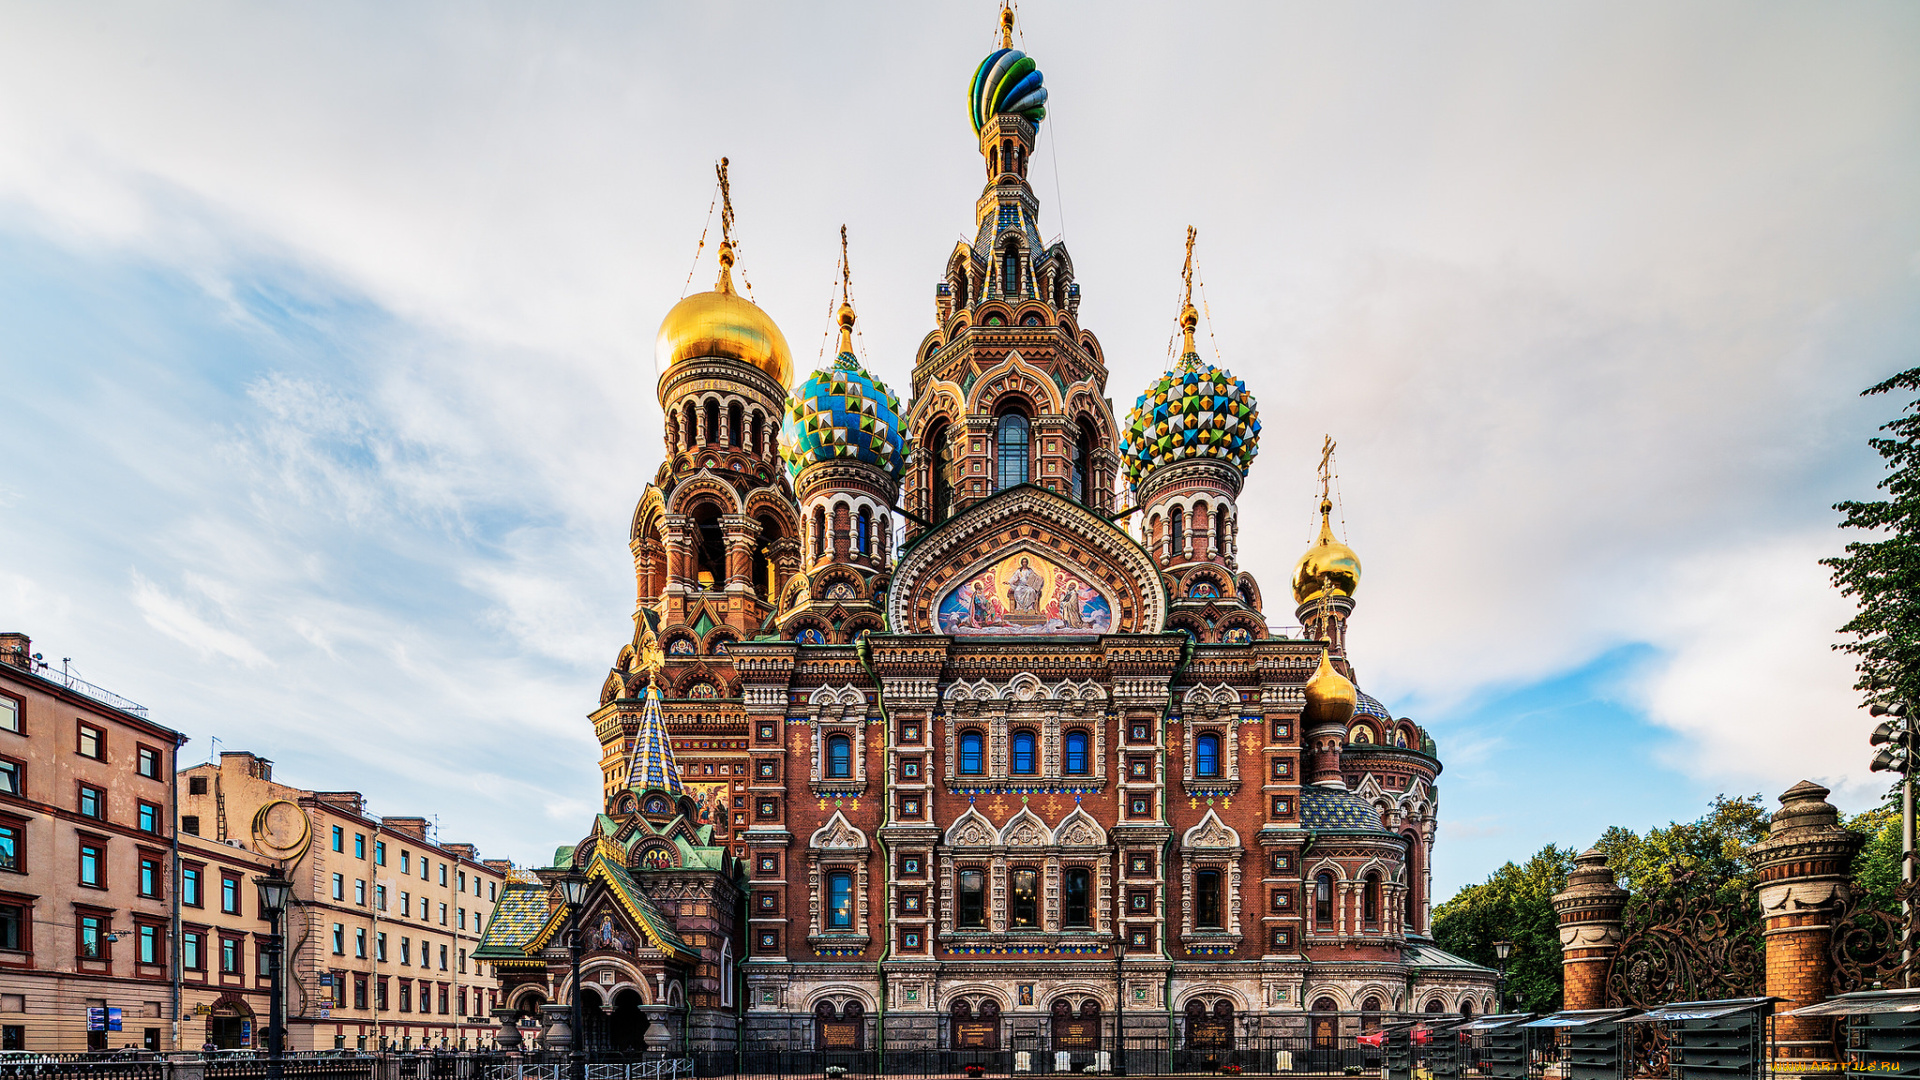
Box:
608;990;647;1051
1050;1000;1100;1061
950;999;1000;1050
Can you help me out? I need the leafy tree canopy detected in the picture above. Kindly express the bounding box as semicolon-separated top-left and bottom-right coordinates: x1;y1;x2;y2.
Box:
1824;367;1920;710
1432;845;1576;1012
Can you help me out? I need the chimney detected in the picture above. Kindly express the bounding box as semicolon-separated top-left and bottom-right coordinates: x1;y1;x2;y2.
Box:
384;817;430;840
0;634;30;670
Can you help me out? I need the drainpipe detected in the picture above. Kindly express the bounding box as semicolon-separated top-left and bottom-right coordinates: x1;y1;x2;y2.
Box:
170;734;188;1050
1161;635;1193;1056
857;637;893;1071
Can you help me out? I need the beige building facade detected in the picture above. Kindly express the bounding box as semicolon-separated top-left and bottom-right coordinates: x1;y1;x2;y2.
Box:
180;754;510;1051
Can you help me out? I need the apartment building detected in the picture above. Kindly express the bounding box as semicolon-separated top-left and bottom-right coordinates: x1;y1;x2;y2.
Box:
0;633;188;1052
180;753;509;1050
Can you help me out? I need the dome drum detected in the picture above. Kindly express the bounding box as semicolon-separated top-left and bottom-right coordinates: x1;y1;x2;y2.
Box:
1131;454;1247;506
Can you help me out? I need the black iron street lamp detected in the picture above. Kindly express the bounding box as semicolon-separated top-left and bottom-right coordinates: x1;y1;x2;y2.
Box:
560;871;588;1080
1492;941;1513;1013
1870;702;1916;983
254;872;293;1080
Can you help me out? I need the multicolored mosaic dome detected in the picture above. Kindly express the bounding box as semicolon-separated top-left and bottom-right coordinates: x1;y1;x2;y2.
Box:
1120;353;1261;492
970;48;1047;133
781;336;907;480
1355;691;1393;723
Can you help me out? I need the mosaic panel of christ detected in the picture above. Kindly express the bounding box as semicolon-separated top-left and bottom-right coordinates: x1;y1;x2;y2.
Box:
936;551;1115;635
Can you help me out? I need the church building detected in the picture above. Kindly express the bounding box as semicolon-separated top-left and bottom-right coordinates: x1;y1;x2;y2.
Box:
477;7;1495;1056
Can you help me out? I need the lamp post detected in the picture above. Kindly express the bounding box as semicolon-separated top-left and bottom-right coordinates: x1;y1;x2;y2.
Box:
560;872;588;1080
1870;702;1917;985
1492;941;1513;1014
254;872;293;1080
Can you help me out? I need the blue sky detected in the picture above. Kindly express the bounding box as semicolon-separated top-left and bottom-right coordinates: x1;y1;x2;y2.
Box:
0;2;1916;898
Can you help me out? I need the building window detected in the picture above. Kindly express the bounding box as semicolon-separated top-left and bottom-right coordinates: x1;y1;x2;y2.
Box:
137;924;159;965
1364;872;1381;923
1010;868;1039;928
1064;730;1090;775
826;871;854;930
1315;873;1334;926
376;933;387;962
856;507;872;555
331;826;343;852
137;802;160;833
0;694;16;734
1011;730;1036;775
375;841;386;866
79;843;104;887
826;734;852;779
1195;733;1221;779
376;978;389;1012
78;916;104;958
354;976;368;1010
1064;868;1091;928
181;815;199;836
0;824;19;873
139;857;161;899
957;869;986;929
78;785;104;820
182;866;202;906
996;412;1030;489
182;932;203;971
76;723;103;760
400;852;410;874
332;874;344;901
220;936;240;974
0;903;21;951
355;929;366;958
959;731;985;775
354;834;365;859
400;939;410;966
399;982;411;1013
136;746;160;779
1195;869;1222;929
439;943;448;970
0;761;17;797
187;776;207;795
221;875;241;915
355;880;366;906
333;925;345;955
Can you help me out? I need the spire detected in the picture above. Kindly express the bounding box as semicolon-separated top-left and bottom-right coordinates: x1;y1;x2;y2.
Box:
1000;2;1015;49
836;224;857;361
1178;226;1200;369
715;157;737;295
626;666;683;799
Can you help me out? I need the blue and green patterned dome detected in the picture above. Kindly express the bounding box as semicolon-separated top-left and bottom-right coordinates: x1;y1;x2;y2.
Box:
781;327;906;480
1120;352;1261;493
970;47;1047;133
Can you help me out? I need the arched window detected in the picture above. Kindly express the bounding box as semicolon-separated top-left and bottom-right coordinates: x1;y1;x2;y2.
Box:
959;731;985;775
1003;242;1021;297
1063;869;1090;927
1215;506;1229;560
1361;997;1382;1031
1011;730;1037;775
1010;868;1039;928
703;400;719;446
727;402;743;447
997;412;1029;490
856;507;872;556
957;869;985;928
1193;500;1210;558
1403;834;1419;926
826;734;851;779
682;402;697;449
826;871;853;929
1195;733;1221;778
750;412;763;457
1425;999;1446;1015
1315;872;1334;926
833;501;849;557
1064;731;1090;775
1460;1000;1475;1018
927;420;953;521
1363;871;1381;923
1169;506;1185;559
1195;869;1222;928
1071;423;1095;504
813;506;827;562
753;516;780;602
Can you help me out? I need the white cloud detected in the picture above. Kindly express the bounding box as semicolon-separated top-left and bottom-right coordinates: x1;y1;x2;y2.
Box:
129;569;272;668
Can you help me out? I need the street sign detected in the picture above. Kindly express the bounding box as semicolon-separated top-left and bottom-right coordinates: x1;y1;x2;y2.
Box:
193;1003;213;1016
240;1021;252;1040
319;973;334;987
317;1005;331;1019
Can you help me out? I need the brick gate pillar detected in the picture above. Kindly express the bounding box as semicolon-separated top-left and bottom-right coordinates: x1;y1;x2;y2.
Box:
1748;780;1865;1065
1551;848;1629;1010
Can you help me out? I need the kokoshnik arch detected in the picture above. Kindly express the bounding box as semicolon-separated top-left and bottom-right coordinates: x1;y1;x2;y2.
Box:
475;6;1496;1053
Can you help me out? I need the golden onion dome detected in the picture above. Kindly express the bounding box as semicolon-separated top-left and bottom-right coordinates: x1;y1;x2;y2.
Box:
655;241;793;391
1292;497;1361;605
1302;649;1358;731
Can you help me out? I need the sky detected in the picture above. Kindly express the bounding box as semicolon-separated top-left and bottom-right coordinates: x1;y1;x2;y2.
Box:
0;2;1916;900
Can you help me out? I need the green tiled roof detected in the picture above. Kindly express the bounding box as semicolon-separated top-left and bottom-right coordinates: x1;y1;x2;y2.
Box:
474;881;551;962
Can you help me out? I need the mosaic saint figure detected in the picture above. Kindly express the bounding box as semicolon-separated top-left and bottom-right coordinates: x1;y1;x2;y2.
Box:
1008;557;1044;613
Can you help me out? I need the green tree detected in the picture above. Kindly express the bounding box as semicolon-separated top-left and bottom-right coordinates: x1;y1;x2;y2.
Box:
1824;367;1920;711
1432;844;1576;1012
1848;784;1902;915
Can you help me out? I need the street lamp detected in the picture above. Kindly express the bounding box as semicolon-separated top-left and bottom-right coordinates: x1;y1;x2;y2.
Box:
1492;942;1513;1013
1870;702;1915;983
254;872;293;1080
560;871;588;1080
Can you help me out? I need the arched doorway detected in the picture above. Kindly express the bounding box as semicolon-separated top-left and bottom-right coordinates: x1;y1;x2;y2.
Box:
1184;999;1233;1052
206;997;254;1049
577;988;607;1051
1311;998;1339;1052
608;989;646;1051
814;1001;863;1050
1051;999;1100;1055
950;999;1000;1050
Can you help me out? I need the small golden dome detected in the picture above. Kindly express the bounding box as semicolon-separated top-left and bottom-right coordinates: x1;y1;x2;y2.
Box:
655;241;793;391
1303;650;1357;731
1292;498;1361;605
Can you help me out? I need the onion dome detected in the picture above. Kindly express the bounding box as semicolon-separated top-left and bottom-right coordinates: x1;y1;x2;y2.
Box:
1292;497;1362;605
1303;650;1358;732
969;8;1047;132
1119;302;1261;493
1354;690;1392;723
780;302;906;480
656;240;793;390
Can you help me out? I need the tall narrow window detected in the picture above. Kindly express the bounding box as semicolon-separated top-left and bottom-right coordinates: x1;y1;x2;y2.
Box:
1011;731;1037;775
813;506;827;562
703;400;719;446
1064;868;1091;928
1363;872;1381;923
826;734;852;779
1002;242;1021;297
1064;731;1090;775
1195;733;1221;778
996;413;1029;490
683;402;697;449
928;421;953;520
1195;870;1222;928
1215;506;1229;560
1169;506;1185;559
826;871;853;930
959;731;985;775
1403;835;1419;925
1071;425;1094;503
728;402;743;447
1315;872;1334;926
856;507;872;555
1010;868;1039;928
750;412;763;457
958;869;986;928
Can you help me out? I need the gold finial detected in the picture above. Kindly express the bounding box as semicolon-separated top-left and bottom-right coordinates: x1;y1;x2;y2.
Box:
1317;435;1336;503
715;157;737;294
1179;226;1199;357
635;629;666;686
837;225;857;355
1000;2;1015;49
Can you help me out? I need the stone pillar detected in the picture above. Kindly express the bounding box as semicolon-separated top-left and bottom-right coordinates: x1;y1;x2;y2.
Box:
539;1003;574;1053
489;1007;523;1050
1551;848;1629;1010
1748;780;1864;1065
